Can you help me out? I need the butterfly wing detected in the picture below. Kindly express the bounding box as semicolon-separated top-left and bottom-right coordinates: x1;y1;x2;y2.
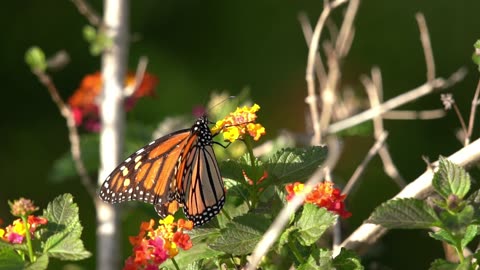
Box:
99;129;191;216
176;118;226;226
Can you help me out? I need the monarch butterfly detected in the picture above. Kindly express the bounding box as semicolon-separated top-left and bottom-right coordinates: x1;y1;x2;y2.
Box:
99;115;225;227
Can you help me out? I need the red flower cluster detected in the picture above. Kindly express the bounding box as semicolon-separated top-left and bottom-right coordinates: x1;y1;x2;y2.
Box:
0;215;48;244
123;216;193;270
285;181;351;218
68;71;158;132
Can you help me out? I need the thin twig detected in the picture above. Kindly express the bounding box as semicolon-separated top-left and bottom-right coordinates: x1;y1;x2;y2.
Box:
71;0;102;27
466;80;480;145
124;56;148;97
298;12;327;87
343;132;389;195
453;103;468;138
362;69;406;187
415;13;435;81
32;69;96;199
326;68;467;134
335;0;359;57
305;0;348;145
382;109;445;120
338;138;480;254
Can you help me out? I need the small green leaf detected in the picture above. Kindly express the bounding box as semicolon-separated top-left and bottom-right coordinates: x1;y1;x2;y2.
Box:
82;25;97;42
25;47;47;72
466;189;480;220
42;194;91;261
153;242;224;269
265;146;327;184
429;229;457;246
25;254;49;270
440;205;474;234
209;222;263;255
297;249;333;270
429;258;470;270
432;157;471;199
332;248;364;270
0;248;23;270
294;204;337;246
367;198;440;229
461;225;479;249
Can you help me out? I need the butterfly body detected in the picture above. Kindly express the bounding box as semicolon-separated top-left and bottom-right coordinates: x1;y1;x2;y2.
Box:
99;116;225;227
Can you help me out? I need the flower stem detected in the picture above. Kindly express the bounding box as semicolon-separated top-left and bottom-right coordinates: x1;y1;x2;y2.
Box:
171;257;180;270
287;241;305;264
21;216;35;262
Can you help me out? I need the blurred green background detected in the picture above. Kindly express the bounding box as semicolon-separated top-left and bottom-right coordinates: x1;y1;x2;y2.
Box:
1;0;479;269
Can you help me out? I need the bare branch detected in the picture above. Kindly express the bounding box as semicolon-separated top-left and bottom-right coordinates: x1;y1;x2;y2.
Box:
343;131;388;195
32;69;96;199
382;109;445;120
124;56;148;97
305;0;348;145
298;12;327;87
335;0;359;57
338;138;480;254
415;13;436;81
327;68;467;134
71;0;102;26
466;80;480;145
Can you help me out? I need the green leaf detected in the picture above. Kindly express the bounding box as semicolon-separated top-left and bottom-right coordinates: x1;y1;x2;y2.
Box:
209;221;263;255
297;249;333;270
332;248;364;270
25;254;49;270
25;47;47;72
432;157;471;199
42;194;91;261
429;229;457;246
294;204;337;246
264;146;327;184
461;225;479;249
440;205;474;235
466;189;480;220
82;25;97;42
367;198;440;229
159;242;224;269
430;258;470;270
0;248;24;270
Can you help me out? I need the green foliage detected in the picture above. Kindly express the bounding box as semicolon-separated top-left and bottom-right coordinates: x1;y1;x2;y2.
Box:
369;157;480;269
292;204;337;246
368;198;440;229
0;194;90;270
25;47;47;72
472;39;480;72
82;25;112;56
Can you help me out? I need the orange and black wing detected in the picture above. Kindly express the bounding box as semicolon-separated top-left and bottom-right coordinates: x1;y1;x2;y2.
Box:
99;128;191;217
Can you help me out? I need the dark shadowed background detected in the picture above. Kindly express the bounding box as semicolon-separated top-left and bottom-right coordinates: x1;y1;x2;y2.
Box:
1;1;479;269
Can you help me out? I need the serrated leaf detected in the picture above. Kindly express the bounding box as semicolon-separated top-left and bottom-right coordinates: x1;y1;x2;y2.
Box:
209;222;263;255
333;248;364;270
42;194;91;261
298;248;333;270
367;198;440;229
232;213;271;232
265;146;327;184
440;205;474;235
160;242;224;269
25;254;49;270
432;157;471;199
429;229;457;246
294;204;337;246
189;228;221;244
466;189;480;220
461;225;479;248
429;258;470;270
0;248;23;270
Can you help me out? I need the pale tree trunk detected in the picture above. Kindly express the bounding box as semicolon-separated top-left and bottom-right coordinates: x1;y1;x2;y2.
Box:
96;0;129;269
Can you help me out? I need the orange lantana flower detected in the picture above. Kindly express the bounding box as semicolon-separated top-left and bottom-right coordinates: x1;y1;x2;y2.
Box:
68;71;158;132
286;181;351;218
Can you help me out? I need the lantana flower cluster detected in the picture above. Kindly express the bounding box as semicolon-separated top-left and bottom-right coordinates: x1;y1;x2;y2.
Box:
0;198;47;244
68;71;158;132
286;181;351;218
211;103;266;142
123;215;194;270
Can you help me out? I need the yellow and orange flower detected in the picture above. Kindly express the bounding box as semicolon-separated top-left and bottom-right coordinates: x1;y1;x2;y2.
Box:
286;181;351;218
124;215;193;270
211;104;266;142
